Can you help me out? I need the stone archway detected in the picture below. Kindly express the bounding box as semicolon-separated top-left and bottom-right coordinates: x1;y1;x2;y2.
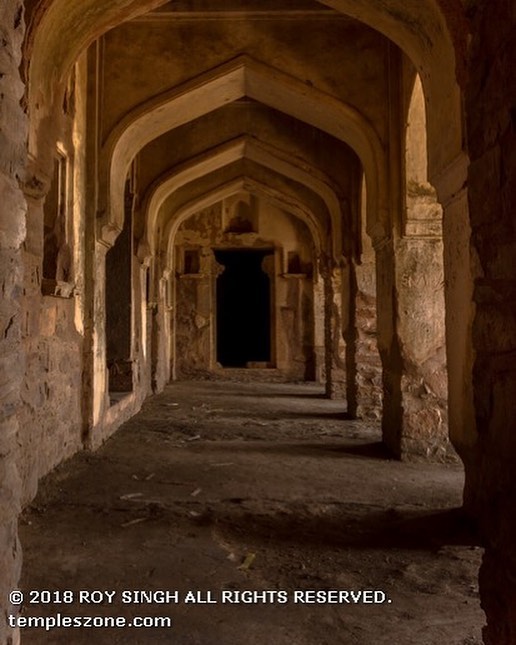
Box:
25;0;463;180
161;176;325;270
140;136;345;261
99;56;387;248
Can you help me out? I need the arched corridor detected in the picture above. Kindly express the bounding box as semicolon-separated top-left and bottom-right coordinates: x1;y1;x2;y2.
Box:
0;0;515;643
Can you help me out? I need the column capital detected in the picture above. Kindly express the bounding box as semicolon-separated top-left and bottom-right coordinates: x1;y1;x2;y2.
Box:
431;152;469;208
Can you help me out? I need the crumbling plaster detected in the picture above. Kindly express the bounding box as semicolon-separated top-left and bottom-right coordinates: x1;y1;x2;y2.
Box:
162;177;324;270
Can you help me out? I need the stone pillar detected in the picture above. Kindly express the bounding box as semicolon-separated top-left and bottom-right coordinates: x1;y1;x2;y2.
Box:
340;259;357;415
90;241;109;437
353;236;383;420
322;259;346;399
375;232;451;460
174;248;218;377
134;257;149;394
375;239;401;448
277;273;314;380
0;2;26;642
465;1;516;640
433;155;477;481
161;275;173;386
150;259;171;393
312;273;325;383
149;257;162;393
394;235;450;458
343;188;382;420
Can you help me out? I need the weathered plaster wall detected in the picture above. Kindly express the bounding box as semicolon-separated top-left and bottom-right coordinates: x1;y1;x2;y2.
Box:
0;2;26;642
159;160;331;238
18;299;83;501
174;204;221;377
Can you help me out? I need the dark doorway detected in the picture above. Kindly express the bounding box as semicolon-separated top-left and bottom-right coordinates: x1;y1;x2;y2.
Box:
215;249;272;367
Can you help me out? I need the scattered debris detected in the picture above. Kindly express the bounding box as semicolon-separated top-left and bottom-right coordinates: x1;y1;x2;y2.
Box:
120;493;143;501
186;434;202;442
121;517;148;528
238;553;256;571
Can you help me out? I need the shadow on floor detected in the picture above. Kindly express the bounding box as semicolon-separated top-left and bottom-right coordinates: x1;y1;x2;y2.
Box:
227;390;327;400
212;506;481;551
278;410;354;421
194;440;390;461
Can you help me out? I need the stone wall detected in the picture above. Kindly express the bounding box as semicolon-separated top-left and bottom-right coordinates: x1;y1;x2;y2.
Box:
0;2;26;642
466;0;516;641
17;57;87;504
17;298;83;503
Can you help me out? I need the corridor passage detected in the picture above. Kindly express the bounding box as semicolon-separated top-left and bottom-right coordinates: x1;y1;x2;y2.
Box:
20;381;483;644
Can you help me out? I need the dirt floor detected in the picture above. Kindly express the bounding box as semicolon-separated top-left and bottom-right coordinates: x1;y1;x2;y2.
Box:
19;380;485;644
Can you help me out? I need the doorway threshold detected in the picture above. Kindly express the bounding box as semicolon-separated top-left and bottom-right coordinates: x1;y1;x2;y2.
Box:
213;367;288;382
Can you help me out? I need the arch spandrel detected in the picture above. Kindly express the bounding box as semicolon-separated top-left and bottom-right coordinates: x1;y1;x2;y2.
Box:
297;0;463;175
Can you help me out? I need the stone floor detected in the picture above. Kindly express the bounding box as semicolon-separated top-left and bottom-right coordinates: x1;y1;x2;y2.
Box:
19;380;484;644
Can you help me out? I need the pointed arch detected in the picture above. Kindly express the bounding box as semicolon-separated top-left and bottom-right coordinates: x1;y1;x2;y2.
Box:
26;1;462;189
140;135;344;261
99;56;387;247
160;176;323;273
